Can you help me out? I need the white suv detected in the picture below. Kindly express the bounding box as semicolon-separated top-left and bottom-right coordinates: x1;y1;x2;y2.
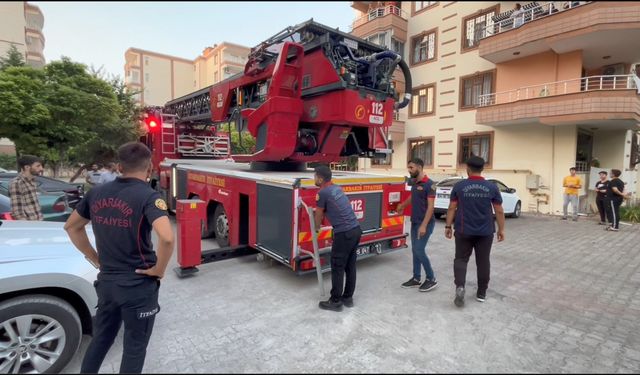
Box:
433;177;522;219
0;220;97;373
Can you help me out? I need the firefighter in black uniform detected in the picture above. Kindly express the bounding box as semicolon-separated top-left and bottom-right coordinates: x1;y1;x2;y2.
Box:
64;142;175;373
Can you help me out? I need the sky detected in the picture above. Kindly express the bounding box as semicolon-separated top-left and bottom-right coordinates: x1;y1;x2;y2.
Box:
33;1;356;79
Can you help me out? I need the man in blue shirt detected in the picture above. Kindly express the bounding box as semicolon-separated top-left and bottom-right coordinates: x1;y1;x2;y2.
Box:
314;165;362;312
445;156;505;307
396;158;438;292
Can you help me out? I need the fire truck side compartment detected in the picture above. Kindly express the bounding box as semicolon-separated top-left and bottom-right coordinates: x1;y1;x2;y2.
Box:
257;184;293;261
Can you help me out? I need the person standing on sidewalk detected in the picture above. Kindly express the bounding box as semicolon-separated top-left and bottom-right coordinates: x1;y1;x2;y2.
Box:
595;171;609;225
605;169;630;232
314;165;362;312
396;158;438;292
9;155;44;221
562;167;582;221
64;142;174;373
445;156;505;307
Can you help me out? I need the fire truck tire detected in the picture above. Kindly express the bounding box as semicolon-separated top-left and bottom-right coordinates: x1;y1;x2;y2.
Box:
256;253;266;263
214;205;230;247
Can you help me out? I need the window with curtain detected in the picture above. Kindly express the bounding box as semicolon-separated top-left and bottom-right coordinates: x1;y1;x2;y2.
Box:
415;1;437;12
408;138;433;166
459;134;492;165
411;85;435;116
372;141;393;166
412;31;436;65
463;8;496;49
461;72;494;108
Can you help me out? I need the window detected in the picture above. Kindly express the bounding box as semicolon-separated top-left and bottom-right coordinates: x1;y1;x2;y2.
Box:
391;38;405;59
214;71;219;82
462;8;497;50
460;71;494;109
414;1;437;13
411;30;436;65
411;85;435;117
408;138;433;167
493;180;509;193
131;71;140;83
366;31;389;48
144;56;149;66
144;73;149;83
372;141;393;166
458;133;493;166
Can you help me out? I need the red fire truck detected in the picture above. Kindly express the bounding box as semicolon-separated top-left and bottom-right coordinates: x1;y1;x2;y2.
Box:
142;20;414;280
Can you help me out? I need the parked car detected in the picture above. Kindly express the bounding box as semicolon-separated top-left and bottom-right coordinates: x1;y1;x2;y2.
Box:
0;173;83;210
433;177;522;219
0;181;73;222
0;167;17;173
0;219;98;373
0;194;12;220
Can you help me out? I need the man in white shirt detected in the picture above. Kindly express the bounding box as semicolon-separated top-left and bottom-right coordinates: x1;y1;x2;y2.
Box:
99;163;119;184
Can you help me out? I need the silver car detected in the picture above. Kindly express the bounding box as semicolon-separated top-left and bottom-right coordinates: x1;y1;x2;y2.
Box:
0;220;97;373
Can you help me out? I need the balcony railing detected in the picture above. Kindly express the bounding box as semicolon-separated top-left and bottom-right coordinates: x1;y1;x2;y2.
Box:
351;5;407;30
480;1;591;40
478;74;638;107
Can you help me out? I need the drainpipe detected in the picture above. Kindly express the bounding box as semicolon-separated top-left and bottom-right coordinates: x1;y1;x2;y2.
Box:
551;126;556;215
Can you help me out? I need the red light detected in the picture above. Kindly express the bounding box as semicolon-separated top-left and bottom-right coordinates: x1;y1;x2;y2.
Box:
1;212;13;220
144;115;161;133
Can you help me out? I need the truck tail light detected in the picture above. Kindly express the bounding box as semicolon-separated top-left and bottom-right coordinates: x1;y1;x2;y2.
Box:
0;212;13;220
391;238;406;249
300;257;326;271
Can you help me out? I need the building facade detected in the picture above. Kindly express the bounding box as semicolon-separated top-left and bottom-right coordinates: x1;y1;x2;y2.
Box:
351;1;640;216
0;2;45;68
124;43;250;107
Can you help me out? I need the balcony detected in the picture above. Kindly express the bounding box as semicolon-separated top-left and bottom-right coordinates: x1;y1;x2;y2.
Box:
350;5;408;42
477;2;640;64
476;75;640;127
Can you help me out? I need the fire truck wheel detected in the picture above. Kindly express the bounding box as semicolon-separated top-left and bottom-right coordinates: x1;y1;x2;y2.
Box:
214;205;230;247
256;253;265;262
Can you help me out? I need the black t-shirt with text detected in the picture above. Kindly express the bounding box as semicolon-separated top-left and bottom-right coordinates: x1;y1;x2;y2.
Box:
76;177;168;280
595;180;609;198
606;178;625;201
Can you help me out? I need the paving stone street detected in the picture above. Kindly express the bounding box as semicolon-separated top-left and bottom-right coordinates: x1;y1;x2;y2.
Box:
64;214;640;373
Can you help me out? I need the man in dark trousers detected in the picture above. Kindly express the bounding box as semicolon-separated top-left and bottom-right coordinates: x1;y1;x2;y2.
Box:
595;171;609;225
396;158;438;292
314;165;362;312
605;169;630;232
445;156;505;307
64;142;175;373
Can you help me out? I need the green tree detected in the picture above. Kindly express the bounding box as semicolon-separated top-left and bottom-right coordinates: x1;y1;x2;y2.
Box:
0;57;141;177
0;45;25;70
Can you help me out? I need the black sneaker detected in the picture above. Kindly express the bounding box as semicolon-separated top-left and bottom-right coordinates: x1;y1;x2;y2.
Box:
561;216;568;220
401;278;421;289
419;279;438;292
319;299;343;312
342;297;354;308
454;286;465;307
476;291;486;303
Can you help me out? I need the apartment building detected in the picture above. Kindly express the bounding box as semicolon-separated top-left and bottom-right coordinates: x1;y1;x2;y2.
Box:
351;1;640;216
0;2;45;68
124;43;250;107
0;2;45;155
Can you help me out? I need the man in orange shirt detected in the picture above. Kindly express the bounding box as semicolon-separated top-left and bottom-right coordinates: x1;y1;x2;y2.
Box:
562;167;582;221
